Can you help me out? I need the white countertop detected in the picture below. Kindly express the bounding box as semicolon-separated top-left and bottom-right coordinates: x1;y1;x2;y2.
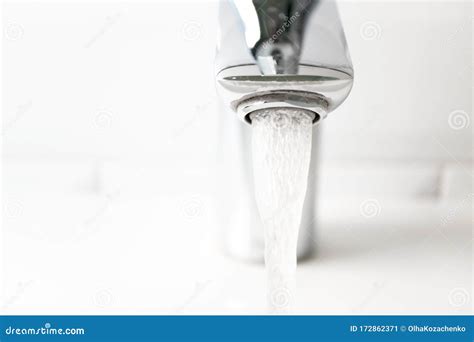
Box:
3;193;472;315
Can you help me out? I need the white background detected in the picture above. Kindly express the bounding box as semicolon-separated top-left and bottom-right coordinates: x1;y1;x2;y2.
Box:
2;0;472;314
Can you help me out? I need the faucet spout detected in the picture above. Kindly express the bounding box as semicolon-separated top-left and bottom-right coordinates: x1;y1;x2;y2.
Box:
215;0;353;125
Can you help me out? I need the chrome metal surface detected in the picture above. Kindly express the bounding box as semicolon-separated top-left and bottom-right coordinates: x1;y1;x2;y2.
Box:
237;91;326;124
216;0;354;123
215;0;354;261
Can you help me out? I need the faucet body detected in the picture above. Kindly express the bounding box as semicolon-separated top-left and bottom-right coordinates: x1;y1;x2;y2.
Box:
215;0;353;260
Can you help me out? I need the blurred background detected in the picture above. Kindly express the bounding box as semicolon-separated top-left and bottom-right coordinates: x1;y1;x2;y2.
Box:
2;0;472;314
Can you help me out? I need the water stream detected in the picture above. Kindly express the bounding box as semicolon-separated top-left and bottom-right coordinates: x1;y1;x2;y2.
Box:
250;108;313;314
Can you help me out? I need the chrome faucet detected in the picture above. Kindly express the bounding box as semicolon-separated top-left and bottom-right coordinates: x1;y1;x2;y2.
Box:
215;0;354;261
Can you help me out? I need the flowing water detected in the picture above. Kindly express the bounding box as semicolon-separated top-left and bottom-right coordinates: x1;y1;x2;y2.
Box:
250;108;313;314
